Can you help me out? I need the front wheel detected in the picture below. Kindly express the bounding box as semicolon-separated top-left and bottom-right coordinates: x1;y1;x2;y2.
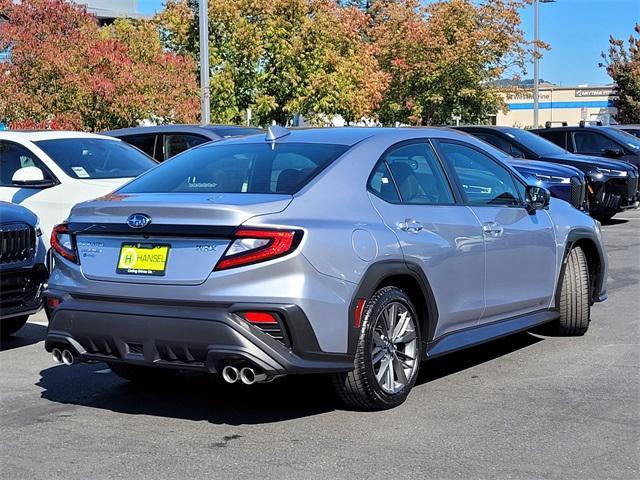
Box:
333;286;422;410
549;246;591;336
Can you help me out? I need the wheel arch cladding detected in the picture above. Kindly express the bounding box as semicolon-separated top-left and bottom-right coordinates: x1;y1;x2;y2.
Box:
563;229;606;305
347;260;439;354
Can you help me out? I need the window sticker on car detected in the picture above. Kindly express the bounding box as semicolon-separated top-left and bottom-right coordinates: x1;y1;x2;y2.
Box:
72;166;90;178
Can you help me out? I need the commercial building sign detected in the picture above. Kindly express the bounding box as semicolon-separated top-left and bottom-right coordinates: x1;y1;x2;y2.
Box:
575;89;612;98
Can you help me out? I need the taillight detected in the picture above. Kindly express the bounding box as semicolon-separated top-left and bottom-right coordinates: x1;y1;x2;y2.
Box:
51;223;77;263
214;228;303;271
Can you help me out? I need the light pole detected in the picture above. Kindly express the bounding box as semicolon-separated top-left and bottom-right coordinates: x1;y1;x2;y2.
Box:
199;0;210;125
533;0;555;128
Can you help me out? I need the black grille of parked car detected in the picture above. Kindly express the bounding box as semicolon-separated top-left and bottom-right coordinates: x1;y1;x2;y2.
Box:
628;173;638;199
570;176;587;210
0;266;47;317
0;223;36;264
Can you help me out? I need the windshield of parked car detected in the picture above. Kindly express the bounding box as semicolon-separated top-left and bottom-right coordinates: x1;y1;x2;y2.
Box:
604;127;640;151
502;128;569;156
35;138;157;179
118;142;350;194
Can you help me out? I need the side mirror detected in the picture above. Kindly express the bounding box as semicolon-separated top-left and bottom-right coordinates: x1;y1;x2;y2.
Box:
11;166;54;188
603;148;624;158
525;185;550;213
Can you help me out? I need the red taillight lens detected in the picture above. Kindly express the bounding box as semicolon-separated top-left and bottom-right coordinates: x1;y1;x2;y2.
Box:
51;223;77;263
214;228;302;271
47;297;61;309
242;311;278;325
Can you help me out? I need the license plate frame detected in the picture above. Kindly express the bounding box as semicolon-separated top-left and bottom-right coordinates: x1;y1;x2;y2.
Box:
116;243;170;276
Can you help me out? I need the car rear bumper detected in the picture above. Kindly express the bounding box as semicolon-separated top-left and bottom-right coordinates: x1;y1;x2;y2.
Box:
43;290;354;377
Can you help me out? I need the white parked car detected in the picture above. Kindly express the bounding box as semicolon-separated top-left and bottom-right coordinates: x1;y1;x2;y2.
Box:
0;131;158;246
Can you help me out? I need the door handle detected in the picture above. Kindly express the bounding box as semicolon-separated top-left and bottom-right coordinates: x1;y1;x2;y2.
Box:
482;221;504;237
397;218;424;233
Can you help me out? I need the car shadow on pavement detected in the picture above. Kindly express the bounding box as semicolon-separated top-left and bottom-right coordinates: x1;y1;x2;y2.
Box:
601;217;629;226
37;331;543;423
0;323;47;352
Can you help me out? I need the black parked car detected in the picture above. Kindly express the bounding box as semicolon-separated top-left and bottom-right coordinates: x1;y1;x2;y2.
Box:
531;124;640;169
0;202;47;338
456;126;639;222
104;124;264;162
610;124;640;139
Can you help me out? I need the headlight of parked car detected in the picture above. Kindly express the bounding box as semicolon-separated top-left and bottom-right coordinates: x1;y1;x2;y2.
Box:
589;168;628;179
533;174;571;184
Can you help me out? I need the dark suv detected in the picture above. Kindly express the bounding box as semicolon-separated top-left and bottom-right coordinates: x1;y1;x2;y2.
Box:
456;126;639;221
531;124;640;169
105;125;264;162
0;201;47;338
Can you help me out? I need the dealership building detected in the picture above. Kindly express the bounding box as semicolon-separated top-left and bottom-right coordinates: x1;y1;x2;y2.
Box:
495;85;616;128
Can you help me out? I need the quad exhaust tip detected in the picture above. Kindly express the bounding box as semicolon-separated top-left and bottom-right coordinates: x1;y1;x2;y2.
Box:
52;348;62;364
222;365;239;384
61;349;76;366
239;367;267;385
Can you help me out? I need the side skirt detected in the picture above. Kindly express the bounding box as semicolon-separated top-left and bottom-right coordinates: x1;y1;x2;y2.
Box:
424;309;559;359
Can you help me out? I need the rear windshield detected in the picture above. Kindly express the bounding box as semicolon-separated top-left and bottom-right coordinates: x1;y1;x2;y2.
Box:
118;142;350;194
35;138;157;179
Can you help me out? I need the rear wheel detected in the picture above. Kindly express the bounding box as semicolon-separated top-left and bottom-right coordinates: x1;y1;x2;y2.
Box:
0;315;29;339
333;286;422;410
107;362;177;383
549;246;591;336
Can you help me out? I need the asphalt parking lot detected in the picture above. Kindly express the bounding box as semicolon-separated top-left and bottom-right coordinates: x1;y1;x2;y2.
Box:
1;210;639;480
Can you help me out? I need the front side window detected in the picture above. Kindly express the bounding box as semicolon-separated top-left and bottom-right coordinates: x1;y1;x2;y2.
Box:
0;141;53;186
573;132;620;155
35;138;157;179
376;143;455;205
118;142;349;194
439;142;522;206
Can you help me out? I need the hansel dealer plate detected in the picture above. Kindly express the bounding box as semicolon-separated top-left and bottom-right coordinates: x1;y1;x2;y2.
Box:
116;243;170;276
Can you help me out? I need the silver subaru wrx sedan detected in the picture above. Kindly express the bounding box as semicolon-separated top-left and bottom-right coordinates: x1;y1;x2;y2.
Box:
45;127;607;410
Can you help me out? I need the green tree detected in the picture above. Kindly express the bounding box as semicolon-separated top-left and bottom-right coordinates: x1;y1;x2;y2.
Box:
601;24;640;124
371;0;534;125
159;0;387;125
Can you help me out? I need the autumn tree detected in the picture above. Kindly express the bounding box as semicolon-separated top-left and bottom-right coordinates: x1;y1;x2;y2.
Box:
601;24;640;124
0;0;199;130
371;0;534;126
158;0;388;125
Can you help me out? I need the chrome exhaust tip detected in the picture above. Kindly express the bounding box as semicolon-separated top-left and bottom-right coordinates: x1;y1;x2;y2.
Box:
52;348;62;364
240;367;268;385
222;365;239;384
61;349;76;366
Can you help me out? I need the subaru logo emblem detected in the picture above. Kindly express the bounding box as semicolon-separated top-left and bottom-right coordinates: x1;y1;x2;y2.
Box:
127;213;151;229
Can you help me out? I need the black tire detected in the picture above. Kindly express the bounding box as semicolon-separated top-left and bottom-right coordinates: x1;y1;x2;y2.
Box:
549;246;591;336
332;286;422;410
107;362;177;383
0;315;29;339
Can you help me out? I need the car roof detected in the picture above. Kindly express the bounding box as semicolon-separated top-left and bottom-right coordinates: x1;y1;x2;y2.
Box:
454;125;518;134
0;130;118;142
215;126;459;147
103;124;263;138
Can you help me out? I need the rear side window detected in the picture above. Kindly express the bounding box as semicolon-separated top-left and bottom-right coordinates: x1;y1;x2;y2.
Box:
368;142;455;205
121;134;159;160
539;130;567;150
119;142;349;194
163;134;209;160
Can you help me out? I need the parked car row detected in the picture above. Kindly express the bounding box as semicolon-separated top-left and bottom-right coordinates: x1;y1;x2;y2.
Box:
0;123;634;410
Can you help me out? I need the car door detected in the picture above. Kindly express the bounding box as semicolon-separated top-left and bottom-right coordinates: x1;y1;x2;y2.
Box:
367;140;485;338
435;140;557;322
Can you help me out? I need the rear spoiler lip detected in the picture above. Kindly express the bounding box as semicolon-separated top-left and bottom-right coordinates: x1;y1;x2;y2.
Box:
66;222;237;238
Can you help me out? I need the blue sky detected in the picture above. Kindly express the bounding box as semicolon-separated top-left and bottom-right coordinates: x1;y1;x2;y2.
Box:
137;0;640;86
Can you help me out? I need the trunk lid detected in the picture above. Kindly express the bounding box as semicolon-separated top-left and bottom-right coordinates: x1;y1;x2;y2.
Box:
71;193;292;285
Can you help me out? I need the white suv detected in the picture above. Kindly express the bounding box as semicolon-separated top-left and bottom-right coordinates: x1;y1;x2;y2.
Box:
0;131;157;245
